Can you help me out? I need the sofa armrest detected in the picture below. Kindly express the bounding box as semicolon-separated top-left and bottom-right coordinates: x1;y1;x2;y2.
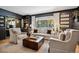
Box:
49;38;69;43
49;38;75;52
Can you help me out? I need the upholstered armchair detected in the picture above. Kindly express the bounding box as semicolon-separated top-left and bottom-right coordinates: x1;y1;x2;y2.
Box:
49;30;79;53
9;28;27;44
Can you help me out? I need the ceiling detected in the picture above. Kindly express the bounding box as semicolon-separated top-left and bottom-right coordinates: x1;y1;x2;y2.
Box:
0;6;78;15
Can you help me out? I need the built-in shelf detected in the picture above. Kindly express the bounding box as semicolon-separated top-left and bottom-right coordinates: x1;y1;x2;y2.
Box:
21;15;31;32
60;11;73;29
0;16;5;40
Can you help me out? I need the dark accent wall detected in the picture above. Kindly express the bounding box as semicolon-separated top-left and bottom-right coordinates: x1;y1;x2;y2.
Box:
0;8;22;19
0;8;22;28
0;8;22;39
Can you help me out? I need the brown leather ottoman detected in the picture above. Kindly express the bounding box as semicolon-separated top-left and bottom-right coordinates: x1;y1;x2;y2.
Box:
23;36;44;50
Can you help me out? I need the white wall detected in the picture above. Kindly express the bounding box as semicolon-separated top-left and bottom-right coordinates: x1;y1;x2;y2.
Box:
31;16;36;29
53;13;60;31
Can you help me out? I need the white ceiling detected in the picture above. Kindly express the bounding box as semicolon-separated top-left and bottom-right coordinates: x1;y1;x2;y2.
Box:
0;6;78;15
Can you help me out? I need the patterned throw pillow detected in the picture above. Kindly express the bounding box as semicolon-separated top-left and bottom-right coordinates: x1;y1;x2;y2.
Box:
59;32;66;41
64;31;71;41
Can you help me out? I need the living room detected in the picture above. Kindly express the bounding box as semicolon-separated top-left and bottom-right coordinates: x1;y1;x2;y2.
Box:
0;6;79;53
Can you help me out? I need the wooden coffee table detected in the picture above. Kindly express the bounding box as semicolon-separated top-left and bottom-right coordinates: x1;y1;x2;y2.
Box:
23;36;44;50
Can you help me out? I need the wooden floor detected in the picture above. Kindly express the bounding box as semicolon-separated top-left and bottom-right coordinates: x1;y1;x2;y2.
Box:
0;38;79;53
0;38;10;46
0;38;49;53
76;45;79;53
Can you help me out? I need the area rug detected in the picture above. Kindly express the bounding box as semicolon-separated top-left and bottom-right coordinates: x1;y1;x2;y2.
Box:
0;40;49;53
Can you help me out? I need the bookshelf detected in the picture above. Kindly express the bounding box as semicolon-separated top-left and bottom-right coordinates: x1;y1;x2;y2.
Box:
0;16;5;27
0;16;5;40
59;11;73;30
21;16;31;32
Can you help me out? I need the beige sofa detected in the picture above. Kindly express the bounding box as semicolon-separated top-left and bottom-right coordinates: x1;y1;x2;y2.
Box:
32;29;58;39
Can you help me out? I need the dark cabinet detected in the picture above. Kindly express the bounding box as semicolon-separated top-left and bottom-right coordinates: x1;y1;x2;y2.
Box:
0;27;5;40
6;30;10;37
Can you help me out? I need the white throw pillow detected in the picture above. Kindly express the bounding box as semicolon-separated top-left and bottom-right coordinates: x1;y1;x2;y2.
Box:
59;32;66;41
64;31;71;41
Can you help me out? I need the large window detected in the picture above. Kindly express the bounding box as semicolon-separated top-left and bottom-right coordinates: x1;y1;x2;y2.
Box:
36;19;54;28
35;16;54;28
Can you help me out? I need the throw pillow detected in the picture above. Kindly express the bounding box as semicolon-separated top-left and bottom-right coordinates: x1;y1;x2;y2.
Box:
33;29;38;33
11;29;17;34
59;32;66;41
47;30;51;34
64;31;71;41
